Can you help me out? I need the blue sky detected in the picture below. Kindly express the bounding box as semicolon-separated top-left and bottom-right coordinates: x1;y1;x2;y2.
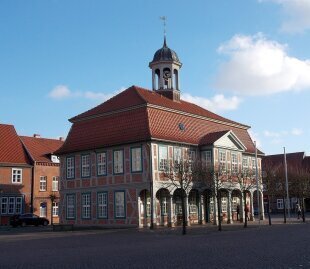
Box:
1;0;309;155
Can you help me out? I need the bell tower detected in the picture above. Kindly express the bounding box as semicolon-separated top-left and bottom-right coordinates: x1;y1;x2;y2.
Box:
149;20;182;102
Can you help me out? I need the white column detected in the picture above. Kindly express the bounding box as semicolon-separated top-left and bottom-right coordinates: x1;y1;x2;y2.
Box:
240;192;245;222
260;191;265;220
227;191;233;224
168;195;174;227
186;195;190;226
199;193;204;225
213;195;218;225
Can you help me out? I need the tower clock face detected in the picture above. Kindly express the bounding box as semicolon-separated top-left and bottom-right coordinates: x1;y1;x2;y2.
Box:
163;70;171;79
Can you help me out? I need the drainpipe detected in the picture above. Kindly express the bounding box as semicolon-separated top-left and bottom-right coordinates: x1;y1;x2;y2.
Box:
30;162;35;213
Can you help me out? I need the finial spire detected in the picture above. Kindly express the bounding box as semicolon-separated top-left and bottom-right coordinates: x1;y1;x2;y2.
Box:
159;16;167;47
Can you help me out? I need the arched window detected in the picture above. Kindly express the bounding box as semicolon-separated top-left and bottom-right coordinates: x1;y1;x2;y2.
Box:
163;67;171;89
173;69;179;90
155;69;160;90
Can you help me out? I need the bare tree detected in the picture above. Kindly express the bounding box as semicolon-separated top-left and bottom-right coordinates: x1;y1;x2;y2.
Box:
162;154;195;235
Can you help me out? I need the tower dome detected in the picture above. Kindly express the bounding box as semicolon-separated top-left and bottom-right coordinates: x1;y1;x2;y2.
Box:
151;38;180;64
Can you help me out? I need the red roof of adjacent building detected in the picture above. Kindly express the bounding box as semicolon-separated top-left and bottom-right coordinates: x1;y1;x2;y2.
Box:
0;124;31;165
20;136;64;164
57;86;261;155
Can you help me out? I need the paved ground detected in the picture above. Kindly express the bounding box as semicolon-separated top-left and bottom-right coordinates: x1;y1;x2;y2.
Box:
0;216;309;269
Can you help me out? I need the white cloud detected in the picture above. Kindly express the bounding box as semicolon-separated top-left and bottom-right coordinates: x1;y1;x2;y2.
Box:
291;128;303;136
48;85;126;102
182;93;242;112
48;85;72;99
259;0;310;33
214;33;310;96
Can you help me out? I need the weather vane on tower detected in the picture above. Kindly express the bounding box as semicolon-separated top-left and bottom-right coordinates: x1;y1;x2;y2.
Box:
159;16;167;46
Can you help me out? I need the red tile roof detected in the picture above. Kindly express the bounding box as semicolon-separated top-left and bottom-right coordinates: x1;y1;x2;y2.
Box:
57;86;261;155
262;152;305;171
0;124;31;165
20;136;64;163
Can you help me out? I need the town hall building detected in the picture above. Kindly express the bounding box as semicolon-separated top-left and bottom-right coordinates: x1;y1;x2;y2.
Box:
56;37;264;228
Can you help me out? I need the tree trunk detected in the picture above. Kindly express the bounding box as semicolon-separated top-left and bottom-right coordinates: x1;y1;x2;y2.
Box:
267;196;272;226
217;194;222;231
301;197;306;223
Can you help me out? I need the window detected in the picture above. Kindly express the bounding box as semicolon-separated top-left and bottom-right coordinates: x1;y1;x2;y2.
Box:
242;157;248;171
66;194;76;219
40;202;47;217
40;176;47;191
277;199;284;209
52;176;59;191
1;197;23;215
189;195;197;213
202;151;212;168
189;150;196;162
113;150;124;174
219;151;226;173
1;197;8;214
232;197;238;211
252;158;257;176
159;146;168;171
98;192;108;218
210;197;214;213
52;202;59;217
97;152;107;176
82;193;91;219
115;191;125;218
175;196;182;215
221;197;227;212
161;196;167;215
131;147;142;172
146;196;151;216
231;153;238;174
66;157;75;179
12;168;22;183
81;154;91;177
174;147;182;167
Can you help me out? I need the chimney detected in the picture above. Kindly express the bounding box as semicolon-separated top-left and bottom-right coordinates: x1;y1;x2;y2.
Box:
59;137;65;141
33;134;41;138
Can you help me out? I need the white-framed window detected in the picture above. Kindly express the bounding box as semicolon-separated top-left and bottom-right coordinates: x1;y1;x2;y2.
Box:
12;168;22;183
174;147;182;167
40;202;47;217
97;152;107;176
66;194;76;219
232;197;238;211
175;196;182;215
161;196;167;215
219;151;226;173
52;176;59;191
82;193;91;219
39;176;47;191
189;195;197;214
81;154;91;177
221;197;227;212
1;197;23;215
131;147;142;172
115;191;125;218
231;152;238;174
1;197;8;214
242;157;248;171
202;151;212;168
189;150;196;162
98;192;108;218
66;157;75;179
277;199;284;210
52;202;59;217
146;196;151;216
252;158;257;176
113;150;124;174
159;146;168;171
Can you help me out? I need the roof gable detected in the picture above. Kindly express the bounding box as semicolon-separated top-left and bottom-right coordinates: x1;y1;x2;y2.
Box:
0;124;31;165
20;136;64;163
213;131;247;151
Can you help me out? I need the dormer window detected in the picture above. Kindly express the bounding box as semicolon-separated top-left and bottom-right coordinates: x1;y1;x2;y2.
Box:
51;155;60;163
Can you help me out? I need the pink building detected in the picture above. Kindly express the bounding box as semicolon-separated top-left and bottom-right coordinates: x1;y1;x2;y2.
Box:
56;39;264;228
